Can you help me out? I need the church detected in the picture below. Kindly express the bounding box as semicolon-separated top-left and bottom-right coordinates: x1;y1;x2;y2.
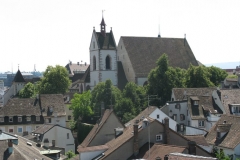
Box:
68;17;199;92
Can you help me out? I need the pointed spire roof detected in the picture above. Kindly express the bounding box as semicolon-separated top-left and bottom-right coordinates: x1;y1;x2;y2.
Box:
13;70;25;83
100;17;106;25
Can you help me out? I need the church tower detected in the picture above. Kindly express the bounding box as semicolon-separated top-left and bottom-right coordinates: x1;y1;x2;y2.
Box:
89;17;117;89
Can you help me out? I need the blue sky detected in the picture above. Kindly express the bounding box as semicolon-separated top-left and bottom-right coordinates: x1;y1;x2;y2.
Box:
0;0;240;72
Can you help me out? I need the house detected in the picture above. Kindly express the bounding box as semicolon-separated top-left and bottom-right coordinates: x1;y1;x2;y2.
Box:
0;98;44;135
79;109;125;148
0;129;55;160
39;94;67;127
214;89;240;116
117;36;198;86
205;115;240;160
126;106;178;131
31;124;75;154
78;117;213;160
65;61;89;83
164;88;223;131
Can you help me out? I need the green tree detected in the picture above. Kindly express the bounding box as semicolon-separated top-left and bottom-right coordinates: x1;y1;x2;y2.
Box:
19;82;35;98
65;150;75;160
91;80;122;117
147;54;185;106
207;66;228;86
70;91;93;122
215;149;231;160
38;65;71;94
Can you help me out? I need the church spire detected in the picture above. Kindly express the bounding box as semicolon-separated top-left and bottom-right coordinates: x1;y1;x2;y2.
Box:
100;10;106;37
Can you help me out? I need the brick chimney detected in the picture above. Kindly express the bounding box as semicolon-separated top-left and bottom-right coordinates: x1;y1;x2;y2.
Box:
188;141;196;155
8;139;13;154
133;121;139;156
164;117;170;144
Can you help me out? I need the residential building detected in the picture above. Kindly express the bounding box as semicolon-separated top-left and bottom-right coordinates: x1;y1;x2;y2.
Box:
0;98;44;135
214;89;240;116
31;124;75;153
78;117;213;160
185;135;212;152
39;94;67;127
205;115;240;160
0;129;54;160
79;109;125;148
163;88;223;131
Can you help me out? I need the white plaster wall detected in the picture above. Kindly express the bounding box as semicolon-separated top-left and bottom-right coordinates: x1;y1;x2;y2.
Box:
42;126;75;153
117;38;136;82
185;126;207;135
191;120;199;128
2;124;42;135
80;150;105;160
137;77;147;86
100;71;117;86
51;116;66;127
168;101;188;126
212;90;226;114
150;108;177;131
171;91;176;101
215;146;235;159
99;50;117;71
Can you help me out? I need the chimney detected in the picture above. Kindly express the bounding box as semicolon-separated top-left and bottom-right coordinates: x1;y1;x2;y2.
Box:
23;131;28;136
133;120;139;156
85;62;87;66
52;140;55;147
164;155;168;160
164;117;170;144
188;141;196;155
8;139;13;154
43;138;49;148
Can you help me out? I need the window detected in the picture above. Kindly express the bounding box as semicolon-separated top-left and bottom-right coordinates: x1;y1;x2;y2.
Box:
18;117;22;122
67;133;69;139
180;124;184;132
180;114;185;121
194;101;199;105
9;128;14;133
232;105;240;113
36;116;40;121
187;110;188;116
17;127;23;133
199;120;204;127
68;115;71;120
157;115;159;119
156;134;162;141
173;114;177;121
27;117;31;122
106;55;111;70
9;117;13;122
0;117;4;122
93;56;96;70
175;104;180;109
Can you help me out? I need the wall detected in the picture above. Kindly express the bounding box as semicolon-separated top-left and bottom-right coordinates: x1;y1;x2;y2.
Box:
117;38;136;83
42;126;75;153
191;120;199;128
167;101;188;126
185;126;207;135
89;113;124;147
136;78;147;86
0;124;42;136
150;108;177;131
51;116;66;127
3;85;14;105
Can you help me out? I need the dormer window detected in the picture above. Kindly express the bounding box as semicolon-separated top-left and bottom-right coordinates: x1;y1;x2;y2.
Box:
18;117;22;122
231;105;240;114
194;101;199;105
0;117;4;122
27;116;31;122
9;117;13;122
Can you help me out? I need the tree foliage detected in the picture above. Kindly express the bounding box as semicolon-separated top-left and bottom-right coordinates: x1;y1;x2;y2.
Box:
38;65;71;94
19;82;35;98
70;91;93;122
65;150;75;160
215;149;231;160
147;54;185;106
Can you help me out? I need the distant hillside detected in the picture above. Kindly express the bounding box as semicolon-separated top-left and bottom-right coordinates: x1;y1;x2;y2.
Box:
205;62;240;69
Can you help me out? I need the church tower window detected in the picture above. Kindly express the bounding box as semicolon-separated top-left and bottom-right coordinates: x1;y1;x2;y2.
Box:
93;56;96;70
106;55;111;70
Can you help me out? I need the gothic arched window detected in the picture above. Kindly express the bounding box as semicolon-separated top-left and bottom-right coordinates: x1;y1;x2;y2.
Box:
106;55;111;70
93;56;96;70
